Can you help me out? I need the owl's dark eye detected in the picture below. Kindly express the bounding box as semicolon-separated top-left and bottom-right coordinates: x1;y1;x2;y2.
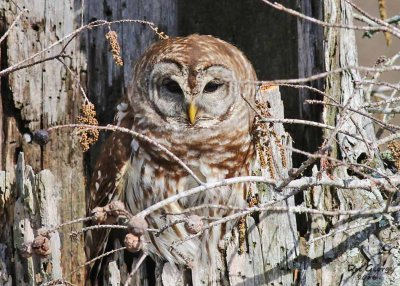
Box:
163;79;182;94
204;81;224;93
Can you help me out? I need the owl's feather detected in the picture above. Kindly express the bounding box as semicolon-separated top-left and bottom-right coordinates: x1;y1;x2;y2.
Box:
85;102;134;284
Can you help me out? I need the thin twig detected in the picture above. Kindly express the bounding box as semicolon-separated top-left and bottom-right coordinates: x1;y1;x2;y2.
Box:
307;217;381;245
261;117;366;142
346;0;400;38
46;216;93;233
0;19;159;77
261;0;400;38
238;65;400;86
367;106;400;114
0;8;28;44
57;58;89;102
363;96;400;108
80;224;128;233
136;174;400;219
48;124;204;185
307;100;399;132
377;132;400;146
173;204;400;248
71;247;126;275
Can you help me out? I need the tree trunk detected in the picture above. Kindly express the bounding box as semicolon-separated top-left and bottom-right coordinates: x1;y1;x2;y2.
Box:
0;0;87;284
300;1;400;285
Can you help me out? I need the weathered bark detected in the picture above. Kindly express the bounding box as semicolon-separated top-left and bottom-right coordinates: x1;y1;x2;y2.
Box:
300;1;400;285
245;87;298;286
11;153;62;285
0;0;87;284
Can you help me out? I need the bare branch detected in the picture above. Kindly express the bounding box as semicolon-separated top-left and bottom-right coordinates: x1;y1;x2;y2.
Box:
0;19;160;77
137;174;400;218
0;8;28;44
261;0;400;38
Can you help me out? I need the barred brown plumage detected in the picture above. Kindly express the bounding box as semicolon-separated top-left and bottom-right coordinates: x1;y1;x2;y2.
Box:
86;34;258;285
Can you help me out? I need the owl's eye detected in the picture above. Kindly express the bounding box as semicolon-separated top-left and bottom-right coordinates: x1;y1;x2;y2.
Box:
204;81;224;93
162;79;182;94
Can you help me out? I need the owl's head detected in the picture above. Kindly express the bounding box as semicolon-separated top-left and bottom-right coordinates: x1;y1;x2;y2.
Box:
129;34;257;130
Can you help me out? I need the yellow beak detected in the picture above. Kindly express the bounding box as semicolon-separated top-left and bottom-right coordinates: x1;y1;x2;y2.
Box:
188;102;198;125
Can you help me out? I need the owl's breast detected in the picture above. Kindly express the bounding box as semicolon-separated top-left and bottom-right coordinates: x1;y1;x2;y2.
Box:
124;133;253;214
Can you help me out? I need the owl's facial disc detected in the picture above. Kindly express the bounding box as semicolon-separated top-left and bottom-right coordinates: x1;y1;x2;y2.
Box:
148;62;186;121
149;62;237;127
193;66;236;124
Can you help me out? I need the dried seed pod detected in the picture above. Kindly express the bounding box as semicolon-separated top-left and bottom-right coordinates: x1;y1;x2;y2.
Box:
184;215;203;235
124;233;141;253
106;200;127;218
32;235;51;257
91;206;107;224
127;216;148;236
105;30;123;66
33;130;50;146
76;102;99;152
388;141;400;170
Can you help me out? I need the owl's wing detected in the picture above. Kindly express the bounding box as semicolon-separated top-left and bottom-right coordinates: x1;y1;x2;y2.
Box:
85;101;135;283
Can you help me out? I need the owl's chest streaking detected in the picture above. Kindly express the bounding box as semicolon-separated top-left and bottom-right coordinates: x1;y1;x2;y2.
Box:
124;110;254;208
124;130;254;212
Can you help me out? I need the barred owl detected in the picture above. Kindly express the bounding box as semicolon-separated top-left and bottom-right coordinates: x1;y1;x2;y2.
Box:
87;34;257;285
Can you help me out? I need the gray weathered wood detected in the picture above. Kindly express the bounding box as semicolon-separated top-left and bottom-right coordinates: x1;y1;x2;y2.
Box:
254;87;297;286
11;153;62;285
299;1;400;285
0;0;87;283
0;170;12;286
